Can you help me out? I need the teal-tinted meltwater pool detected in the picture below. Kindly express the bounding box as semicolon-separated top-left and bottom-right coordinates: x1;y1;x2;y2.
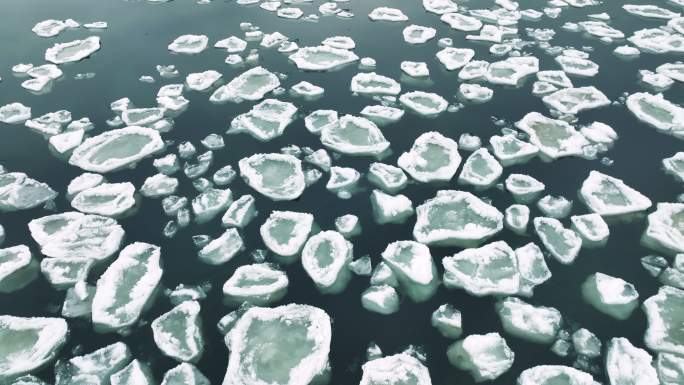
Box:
0;0;683;385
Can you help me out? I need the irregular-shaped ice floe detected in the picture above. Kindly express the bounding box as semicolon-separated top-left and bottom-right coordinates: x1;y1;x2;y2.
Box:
229;99;297;141
0;245;37;293
517;365;599;385
152;301;204;363
581;272;639;320
436;47;474;70
486;57;539;86
398;131;461;183
350;72;400;95
414;190;503;246
360;353;432;385
368;7;409;22
370;189;414;224
490;135;539;166
606;337;659;385
0;316;68;381
197;228;243;265
542;86;610;115
92;242;163;332
45;36;101;64
381;240;438;302
223;263;288;305
223;304;331;385
497;297;562;344
626;92;684;138
571;213;609;247
71;182;136;217
289;46;359;71
168;35;208;54
458;148;502;187
239;153;305;200
29;212;124;261
643;285;684;355
447;332;514;381
301;231;353;294
579;171;652;216
69;126;164;173
516;112;589;159
361;285;400;315
534;217;582;264
0;173;57;212
260;211;314;260
399;91;448;116
443;241;520;296
0;103;32;124
320;115;390;156
210;66;280;103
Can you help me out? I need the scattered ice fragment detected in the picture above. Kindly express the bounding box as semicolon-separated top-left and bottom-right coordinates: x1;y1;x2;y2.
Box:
260;211;314;261
239;153;305;201
582;272;639;320
289;45;359;71
168;35;208;54
301;231;353;294
398;132;461;183
222;304;331;385
361;285;400;315
534;217;582;264
579;171;652;216
497;297;562;344
92;242;163;332
0;316;68;381
571;213;609;247
45;36;101;64
29;212;124;261
69;126;164;173
447;332;515;382
71;182;136;217
210;66;280;103
359;353;432;385
223;263;288;305
152;301;204;363
414;190;503;247
198;228;244;265
320;115;390;156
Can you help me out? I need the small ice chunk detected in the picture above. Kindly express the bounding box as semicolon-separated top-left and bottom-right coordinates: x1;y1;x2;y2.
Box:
458;83;493;103
505;204;530;234
69;126;164;173
326;166;360;199
0;316;68;380
361;285;400;315
222;304;331;385
447;333;515;381
441;12;483;31
398;131;461;183
414;190;503;247
515;243;552;296
71;182;136;217
401;61;429;77
581;272;639;320
496;297;561;344
571;213;609;247
555;55;599;77
239;153;305;200
572;328;601;358
0;245;38;293
403;25;436;44
168;35;208;54
432;304;462;338
305;110;338;135
221;195;256;228
663;152;684;183
151;301;204;363
141;174;178;198
301;231;353;294
534;217;582;264
368;163;408;193
186;70;221;92
198;228;244;265
222;263;288;305
579;171;652;216
260;211;314;260
45;36;101;64
192;188;232;224
360;353;432;385
290;81;324;98
458;148;502;187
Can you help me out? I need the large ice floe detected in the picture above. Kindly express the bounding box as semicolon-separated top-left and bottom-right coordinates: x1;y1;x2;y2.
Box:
45;36;101;64
69;127;164;173
222;304;331;385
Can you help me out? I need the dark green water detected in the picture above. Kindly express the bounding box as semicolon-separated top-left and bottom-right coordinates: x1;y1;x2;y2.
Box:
0;0;682;384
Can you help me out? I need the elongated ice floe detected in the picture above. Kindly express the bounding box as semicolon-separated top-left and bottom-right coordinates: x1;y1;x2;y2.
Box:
45;36;101;64
579;171;652;216
69;126;164;173
71;182;136;217
626;92;684;138
239;153;305;200
301;231;353;294
29;212;124;261
0;172;57;212
168;34;209;54
414;190;503;246
229;99;297;141
222;304;331;385
350;72;401;95
210;66;280;103
0;316;68;381
222;263;288;305
92;242;163;332
289;45;358;71
32;19;78;37
151;301;204;363
360;353;432;385
398;131;461;183
320;114;390;156
516;112;589;159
